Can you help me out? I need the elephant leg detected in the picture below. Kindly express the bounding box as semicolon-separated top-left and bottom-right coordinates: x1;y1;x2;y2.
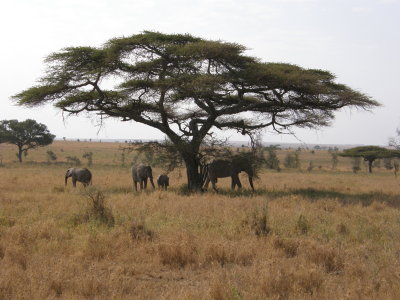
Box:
232;174;242;189
144;178;148;189
204;178;210;189
149;178;155;189
248;176;254;191
231;177;236;189
211;179;218;192
72;179;77;188
140;180;144;191
133;181;138;192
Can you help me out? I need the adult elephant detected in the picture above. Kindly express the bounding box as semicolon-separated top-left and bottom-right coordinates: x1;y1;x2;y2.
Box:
131;164;155;192
203;158;255;192
65;168;92;187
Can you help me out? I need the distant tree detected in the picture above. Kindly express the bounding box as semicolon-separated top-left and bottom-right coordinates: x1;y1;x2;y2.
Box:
352;157;362;173
0;119;55;162
82;151;93;166
66;156;81;166
383;157;394;170
389;128;400;149
46;150;57;163
330;151;339;170
265;147;280;171
340;146;400;173
13;32;379;190
284;151;300;169
307;161;314;172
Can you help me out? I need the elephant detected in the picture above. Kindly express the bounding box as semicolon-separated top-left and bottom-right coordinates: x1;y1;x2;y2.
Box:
131;164;155;191
65;168;92;187
157;174;169;190
203;158;255;192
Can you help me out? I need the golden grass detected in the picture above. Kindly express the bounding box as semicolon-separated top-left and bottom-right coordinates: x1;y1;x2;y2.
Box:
1;142;400;299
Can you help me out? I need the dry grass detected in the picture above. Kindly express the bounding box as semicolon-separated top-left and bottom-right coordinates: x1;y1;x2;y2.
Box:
1;141;400;299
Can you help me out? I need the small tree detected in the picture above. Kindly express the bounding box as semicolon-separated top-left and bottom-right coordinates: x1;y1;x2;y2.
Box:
330;151;339;170
46;150;57;163
340;146;400;173
82;151;93;166
0;119;55;162
66;156;81;166
352;157;361;173
265;147;280;171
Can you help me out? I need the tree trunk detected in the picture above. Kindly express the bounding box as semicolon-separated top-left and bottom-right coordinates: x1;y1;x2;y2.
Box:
368;159;373;173
17;147;23;163
183;155;203;191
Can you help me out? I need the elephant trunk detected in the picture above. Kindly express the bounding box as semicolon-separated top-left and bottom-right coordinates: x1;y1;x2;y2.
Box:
65;175;69;186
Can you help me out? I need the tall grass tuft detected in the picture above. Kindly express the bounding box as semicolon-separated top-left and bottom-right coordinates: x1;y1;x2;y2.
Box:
130;219;155;242
243;200;271;236
72;189;115;227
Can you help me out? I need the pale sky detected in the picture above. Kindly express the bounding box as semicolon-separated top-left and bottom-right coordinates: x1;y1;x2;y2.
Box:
1;0;399;145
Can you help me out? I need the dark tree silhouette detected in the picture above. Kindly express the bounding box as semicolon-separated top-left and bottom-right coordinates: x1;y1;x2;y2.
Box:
0;119;55;162
340;146;400;173
13;31;379;189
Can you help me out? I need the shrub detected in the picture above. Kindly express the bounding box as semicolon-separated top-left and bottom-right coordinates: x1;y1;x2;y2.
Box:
130;220;155;241
72;189;114;227
82;152;93;166
158;240;198;268
295;215;310;235
66;156;81;166
46;150;57;163
265;148;280;171
273;237;299;258
352;157;361;173
243;200;271;236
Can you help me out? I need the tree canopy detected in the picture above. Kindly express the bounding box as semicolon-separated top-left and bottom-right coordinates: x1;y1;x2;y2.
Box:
0;119;55;162
340;146;400;173
13;31;380;189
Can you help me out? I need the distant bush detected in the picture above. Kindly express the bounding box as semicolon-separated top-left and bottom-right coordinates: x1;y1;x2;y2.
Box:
82;152;93;166
352;157;362;173
284;150;301;169
265;148;280;171
46;150;57;163
66;156;81;166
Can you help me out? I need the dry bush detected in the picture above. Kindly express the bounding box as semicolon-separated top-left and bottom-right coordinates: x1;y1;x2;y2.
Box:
242;201;271;237
204;243;254;267
295;214;310;235
336;223;349;235
158;238;198;268
304;241;345;274
273;237;299;258
72;189;115;227
130;219;155;242
208;272;242;300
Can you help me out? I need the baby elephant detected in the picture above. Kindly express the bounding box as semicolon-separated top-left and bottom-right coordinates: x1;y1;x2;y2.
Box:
157;174;169;190
65;168;92;187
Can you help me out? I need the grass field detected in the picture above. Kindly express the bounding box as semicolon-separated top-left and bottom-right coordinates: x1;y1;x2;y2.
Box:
1;141;400;299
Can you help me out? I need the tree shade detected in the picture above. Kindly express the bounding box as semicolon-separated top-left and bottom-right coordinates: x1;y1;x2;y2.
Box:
13;31;380;189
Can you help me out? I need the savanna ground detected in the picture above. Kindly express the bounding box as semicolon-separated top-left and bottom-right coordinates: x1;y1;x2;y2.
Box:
1;141;400;299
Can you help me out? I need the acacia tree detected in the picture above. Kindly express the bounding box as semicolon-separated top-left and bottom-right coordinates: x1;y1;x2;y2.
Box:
14;32;379;189
0;119;55;162
340;146;400;173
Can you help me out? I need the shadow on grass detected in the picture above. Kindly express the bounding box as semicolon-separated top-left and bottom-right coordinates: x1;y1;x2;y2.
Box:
211;187;400;208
